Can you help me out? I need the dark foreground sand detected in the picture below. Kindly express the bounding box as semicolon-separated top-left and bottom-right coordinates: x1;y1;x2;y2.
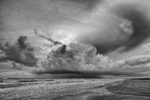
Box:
0;78;150;100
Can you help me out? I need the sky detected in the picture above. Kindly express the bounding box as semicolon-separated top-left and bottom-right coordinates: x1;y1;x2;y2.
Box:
1;0;150;78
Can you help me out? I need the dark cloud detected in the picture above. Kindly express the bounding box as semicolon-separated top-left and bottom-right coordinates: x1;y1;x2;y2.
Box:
111;3;150;52
85;1;150;54
81;17;133;54
0;36;37;66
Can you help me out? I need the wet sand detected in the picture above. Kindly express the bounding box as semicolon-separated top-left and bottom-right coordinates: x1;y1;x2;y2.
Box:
0;78;150;100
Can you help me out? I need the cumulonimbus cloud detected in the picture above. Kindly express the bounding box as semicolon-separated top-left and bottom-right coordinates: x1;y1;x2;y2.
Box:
1;0;150;76
1;35;150;75
33;42;150;75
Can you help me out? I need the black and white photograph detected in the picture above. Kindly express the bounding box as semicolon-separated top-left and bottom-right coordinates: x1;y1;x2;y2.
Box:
0;0;150;100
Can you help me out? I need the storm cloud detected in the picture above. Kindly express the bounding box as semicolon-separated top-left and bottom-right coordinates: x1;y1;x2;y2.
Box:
1;0;150;54
107;1;150;52
1;0;150;77
78;0;150;54
33;42;150;75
